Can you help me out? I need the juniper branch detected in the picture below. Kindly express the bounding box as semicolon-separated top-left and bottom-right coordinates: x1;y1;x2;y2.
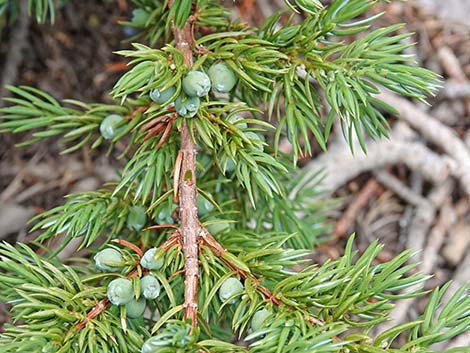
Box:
170;2;201;330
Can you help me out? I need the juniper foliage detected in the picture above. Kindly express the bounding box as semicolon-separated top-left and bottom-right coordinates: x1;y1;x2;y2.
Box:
1;1;469;353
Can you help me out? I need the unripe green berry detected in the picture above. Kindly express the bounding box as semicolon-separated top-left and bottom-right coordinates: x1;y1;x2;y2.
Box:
155;204;176;225
206;221;231;235
218;277;244;304
141;337;157;353
107;278;134;305
197;194;214;215
125;297;146;318
251;309;271;331
175;95;200;118
182;71;211;97
131;8;150;26
149;86;176;105
156;214;174;225
208;62;237;93
94;248;123;272
100;114;125;140
41;342;56;353
172;328;193;348
140;248;164;270
140;275;161;299
227;114;247;130
244;131;264;152
223;158;235;174
126;206;147;231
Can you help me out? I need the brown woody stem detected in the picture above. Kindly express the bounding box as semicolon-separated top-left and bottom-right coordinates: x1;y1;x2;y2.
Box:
177;123;200;328
171;15;200;329
169;2;327;336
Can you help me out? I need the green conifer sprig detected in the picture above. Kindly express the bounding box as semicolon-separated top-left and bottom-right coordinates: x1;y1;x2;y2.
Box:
1;236;468;352
0;1;468;352
0;0;57;24
0;85;135;153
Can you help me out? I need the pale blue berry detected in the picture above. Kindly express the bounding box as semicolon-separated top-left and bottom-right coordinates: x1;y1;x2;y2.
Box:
100;114;125;140
208;62;237;93
141;337;161;353
155;205;176;225
107;278;134;305
206;220;231;235
218;277;244;304
131;9;150;26
127;206;147;232
227;114;247;130
149;86;176;105
197;194;214;216
140;275;161;299
125;298;146;318
175;95;200;118
244;131;264;152
140;248;164;270
251;309;271;331
94;248;123;272
182;71;211;97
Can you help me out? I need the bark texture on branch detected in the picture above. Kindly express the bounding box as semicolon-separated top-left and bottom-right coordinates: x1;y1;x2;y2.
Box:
178;124;200;327
172;18;200;328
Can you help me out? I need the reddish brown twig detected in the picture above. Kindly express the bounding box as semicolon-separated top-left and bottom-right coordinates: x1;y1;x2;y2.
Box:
76;233;181;330
143;122;166;137
200;227;280;305
105;61;129;73
169;268;186;280
333;179;382;239
125;103;153;121
199;227;326;326
177;122;200;329
154;230;183;251
76;298;109;330
141;113;178;146
156;119;174;150
146;224;179;231
76;268;140;329
141;116;168;132
112;239;144;257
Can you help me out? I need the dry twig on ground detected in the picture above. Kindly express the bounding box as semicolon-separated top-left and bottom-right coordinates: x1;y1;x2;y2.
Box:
333;179;382;239
0;0;30;106
376;179;455;333
377;91;470;195
300;123;454;194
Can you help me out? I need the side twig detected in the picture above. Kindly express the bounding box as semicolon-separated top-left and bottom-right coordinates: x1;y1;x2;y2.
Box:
199;227;325;326
76;232;181;330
